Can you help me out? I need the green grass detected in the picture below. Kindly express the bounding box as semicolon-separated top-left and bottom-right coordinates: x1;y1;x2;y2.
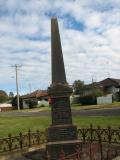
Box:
0;116;120;138
73;116;120;128
0;116;51;138
71;101;120;110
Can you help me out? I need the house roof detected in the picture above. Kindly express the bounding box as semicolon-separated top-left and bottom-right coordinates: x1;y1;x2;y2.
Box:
98;78;120;88
83;78;120;89
21;90;48;99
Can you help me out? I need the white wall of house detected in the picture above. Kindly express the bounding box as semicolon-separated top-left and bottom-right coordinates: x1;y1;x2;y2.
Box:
38;100;49;106
0;103;12;112
107;86;119;94
97;94;112;104
23;100;29;109
70;95;80;104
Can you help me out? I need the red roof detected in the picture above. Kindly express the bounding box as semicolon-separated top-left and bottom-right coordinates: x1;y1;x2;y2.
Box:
21;90;48;99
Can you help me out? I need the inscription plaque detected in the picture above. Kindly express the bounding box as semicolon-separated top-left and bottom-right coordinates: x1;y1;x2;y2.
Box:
47;125;77;142
51;97;72;125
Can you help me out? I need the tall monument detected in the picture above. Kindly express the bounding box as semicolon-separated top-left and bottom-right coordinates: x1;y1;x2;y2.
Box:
46;18;80;159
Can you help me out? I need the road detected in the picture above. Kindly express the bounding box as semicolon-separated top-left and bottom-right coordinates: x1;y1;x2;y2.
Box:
0;107;120;117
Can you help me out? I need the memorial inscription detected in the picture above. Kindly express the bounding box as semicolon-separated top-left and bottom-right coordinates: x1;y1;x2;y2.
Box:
51;97;72;125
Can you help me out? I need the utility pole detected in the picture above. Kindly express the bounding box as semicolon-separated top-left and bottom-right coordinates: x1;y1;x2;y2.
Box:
12;64;21;110
28;83;31;93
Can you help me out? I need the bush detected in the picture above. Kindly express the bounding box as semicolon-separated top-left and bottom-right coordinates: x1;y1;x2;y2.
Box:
113;92;120;102
0;95;8;103
38;104;45;108
25;100;37;109
0;90;8;103
11;96;23;109
80;95;97;105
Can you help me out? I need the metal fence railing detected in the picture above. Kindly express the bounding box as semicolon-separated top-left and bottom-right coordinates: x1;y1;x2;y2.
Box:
58;143;120;160
0;125;120;156
77;125;120;144
0;129;46;153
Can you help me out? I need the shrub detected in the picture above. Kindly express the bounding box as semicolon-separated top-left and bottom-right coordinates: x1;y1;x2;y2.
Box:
25;100;37;109
0;95;8;103
11;96;23;109
0;90;8;103
80;95;97;105
39;104;45;108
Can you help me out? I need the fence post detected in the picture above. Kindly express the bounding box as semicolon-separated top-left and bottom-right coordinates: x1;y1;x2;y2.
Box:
8;134;12;152
46;150;51;160
36;130;40;145
59;150;65;160
90;124;93;143
107;126;111;144
82;128;86;144
76;145;81;159
19;132;23;149
28;129;31;147
89;143;93;160
97;126;103;160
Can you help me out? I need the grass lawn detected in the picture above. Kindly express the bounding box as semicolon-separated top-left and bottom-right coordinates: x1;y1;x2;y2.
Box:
71;101;120;110
0;116;120;138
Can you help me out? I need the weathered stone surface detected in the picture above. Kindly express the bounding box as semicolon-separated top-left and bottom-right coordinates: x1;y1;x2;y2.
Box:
46;140;82;160
51;96;72;125
51;18;67;84
46;17;79;159
47;125;77;142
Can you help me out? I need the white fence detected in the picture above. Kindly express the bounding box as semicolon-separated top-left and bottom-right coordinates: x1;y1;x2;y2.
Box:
97;94;112;104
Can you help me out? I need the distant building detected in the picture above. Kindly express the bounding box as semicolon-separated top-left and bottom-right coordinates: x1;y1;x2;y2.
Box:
0;103;12;112
80;78;120;96
21;90;48;109
79;78;120;104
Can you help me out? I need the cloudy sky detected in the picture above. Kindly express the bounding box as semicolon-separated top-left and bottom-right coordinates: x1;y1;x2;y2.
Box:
0;0;120;95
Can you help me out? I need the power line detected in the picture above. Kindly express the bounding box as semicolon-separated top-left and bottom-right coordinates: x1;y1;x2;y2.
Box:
11;64;22;110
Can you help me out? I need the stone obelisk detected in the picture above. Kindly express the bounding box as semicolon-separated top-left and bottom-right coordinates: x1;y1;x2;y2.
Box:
46;18;80;159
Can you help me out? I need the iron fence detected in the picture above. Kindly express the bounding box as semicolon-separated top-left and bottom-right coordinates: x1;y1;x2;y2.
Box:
0;129;46;153
0;125;120;154
77;125;120;144
59;144;120;160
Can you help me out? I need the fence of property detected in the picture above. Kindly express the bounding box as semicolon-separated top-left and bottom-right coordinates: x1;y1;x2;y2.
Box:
0;130;46;153
77;125;120;144
0;125;120;155
58;143;120;160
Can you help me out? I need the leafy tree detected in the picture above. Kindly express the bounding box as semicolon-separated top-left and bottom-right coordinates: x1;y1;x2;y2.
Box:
11;96;23;109
9;92;14;98
0;90;8;103
73;80;84;94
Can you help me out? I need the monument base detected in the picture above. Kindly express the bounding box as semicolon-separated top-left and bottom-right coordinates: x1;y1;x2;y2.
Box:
46;140;82;160
47;124;77;142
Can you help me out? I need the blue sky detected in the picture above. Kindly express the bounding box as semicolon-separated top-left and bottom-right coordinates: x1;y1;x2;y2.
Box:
0;0;120;95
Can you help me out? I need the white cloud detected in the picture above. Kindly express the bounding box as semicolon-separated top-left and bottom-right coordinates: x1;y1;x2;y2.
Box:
0;0;120;94
84;13;102;28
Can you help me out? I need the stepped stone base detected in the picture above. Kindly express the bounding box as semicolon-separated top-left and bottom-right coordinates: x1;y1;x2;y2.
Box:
46;140;82;160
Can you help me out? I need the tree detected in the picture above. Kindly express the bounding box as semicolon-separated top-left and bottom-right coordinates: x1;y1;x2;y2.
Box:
73;80;84;95
9;92;14;98
11;96;23;109
0;90;8;103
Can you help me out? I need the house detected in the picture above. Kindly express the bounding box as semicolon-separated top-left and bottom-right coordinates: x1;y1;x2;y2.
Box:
80;78;120;96
98;78;120;94
0;103;12;112
80;78;120;104
21;90;48;109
